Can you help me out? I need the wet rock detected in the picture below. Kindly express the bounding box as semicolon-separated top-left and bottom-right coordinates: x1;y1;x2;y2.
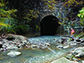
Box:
45;43;50;46
39;44;47;49
51;57;78;63
22;40;27;43
2;39;8;42
53;38;57;41
58;39;62;43
69;41;77;46
0;48;4;52
6;35;15;40
70;47;84;58
7;50;22;57
17;44;23;48
59;38;67;44
31;44;39;49
76;42;81;44
71;49;82;55
76;39;81;42
56;45;63;48
0;42;2;48
63;45;69;49
6;45;18;50
66;54;73;60
80;39;84;43
75;52;84;58
82;61;84;63
26;45;30;49
1;34;6;39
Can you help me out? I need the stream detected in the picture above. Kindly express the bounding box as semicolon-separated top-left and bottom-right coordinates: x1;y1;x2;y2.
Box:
0;36;75;63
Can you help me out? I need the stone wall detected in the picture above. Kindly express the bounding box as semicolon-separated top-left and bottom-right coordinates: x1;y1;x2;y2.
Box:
33;0;82;36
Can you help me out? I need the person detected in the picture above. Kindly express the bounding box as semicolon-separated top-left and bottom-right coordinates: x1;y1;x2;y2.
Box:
71;28;75;41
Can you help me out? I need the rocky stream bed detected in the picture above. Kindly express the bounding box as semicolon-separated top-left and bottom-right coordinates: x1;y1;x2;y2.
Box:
0;34;84;63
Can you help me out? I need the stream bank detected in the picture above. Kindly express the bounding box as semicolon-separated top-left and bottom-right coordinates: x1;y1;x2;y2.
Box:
0;33;84;63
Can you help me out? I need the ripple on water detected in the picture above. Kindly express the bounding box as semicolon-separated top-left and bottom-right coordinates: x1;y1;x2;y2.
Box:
0;36;72;63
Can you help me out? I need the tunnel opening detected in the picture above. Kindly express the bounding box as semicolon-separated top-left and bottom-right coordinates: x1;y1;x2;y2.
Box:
40;15;60;36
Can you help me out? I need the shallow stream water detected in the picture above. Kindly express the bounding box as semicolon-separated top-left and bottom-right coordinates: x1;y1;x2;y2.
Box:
0;36;75;63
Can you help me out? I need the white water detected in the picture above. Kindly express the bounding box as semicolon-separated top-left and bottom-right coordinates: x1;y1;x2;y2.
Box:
0;36;72;63
47;47;56;54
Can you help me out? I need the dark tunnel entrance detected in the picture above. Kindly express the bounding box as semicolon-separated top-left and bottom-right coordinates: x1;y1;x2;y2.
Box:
40;15;60;36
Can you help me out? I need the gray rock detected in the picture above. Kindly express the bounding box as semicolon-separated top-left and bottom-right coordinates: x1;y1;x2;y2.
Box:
69;42;77;46
56;45;63;48
75;52;84;58
22;40;27;43
7;45;18;50
66;54;73;60
0;48;4;52
63;45;69;49
44;43;50;46
2;39;8;42
0;42;2;48
51;57;78;63
31;44;39;49
58;39;62;43
39;44;47;49
70;47;84;58
7;50;22;57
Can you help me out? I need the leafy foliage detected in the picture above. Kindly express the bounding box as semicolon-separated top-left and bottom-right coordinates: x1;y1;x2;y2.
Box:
5;0;42;34
0;0;17;32
44;0;56;11
63;0;84;7
24;10;39;20
78;7;84;26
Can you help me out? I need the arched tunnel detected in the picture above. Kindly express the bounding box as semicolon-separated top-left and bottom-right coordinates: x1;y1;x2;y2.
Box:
40;15;60;36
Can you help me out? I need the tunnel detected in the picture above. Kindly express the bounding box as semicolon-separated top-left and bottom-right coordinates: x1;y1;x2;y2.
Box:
40;15;60;36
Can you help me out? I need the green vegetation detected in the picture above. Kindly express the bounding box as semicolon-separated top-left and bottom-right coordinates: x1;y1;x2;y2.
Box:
78;7;84;26
0;0;84;35
5;0;41;34
0;0;17;33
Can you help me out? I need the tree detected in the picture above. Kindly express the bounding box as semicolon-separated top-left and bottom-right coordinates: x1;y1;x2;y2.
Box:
78;7;84;26
6;0;41;34
0;0;17;33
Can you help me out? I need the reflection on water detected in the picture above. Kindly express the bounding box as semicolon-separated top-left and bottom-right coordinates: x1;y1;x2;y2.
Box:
0;36;72;63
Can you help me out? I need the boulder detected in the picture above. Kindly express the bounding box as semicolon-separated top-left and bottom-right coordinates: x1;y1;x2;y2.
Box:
80;39;84;43
39;45;47;49
75;52;84;58
6;45;18;50
76;39;81;42
7;34;28;41
82;61;84;63
22;40;27;43
58;38;67;44
0;48;4;52
70;47;84;58
31;44;39;49
69;41;77;46
45;43;50;46
0;42;2;48
51;57;78;63
6;35;15;40
66;54;73;60
58;39;62;43
63;45;69;49
7;51;21;57
56;45;63;48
